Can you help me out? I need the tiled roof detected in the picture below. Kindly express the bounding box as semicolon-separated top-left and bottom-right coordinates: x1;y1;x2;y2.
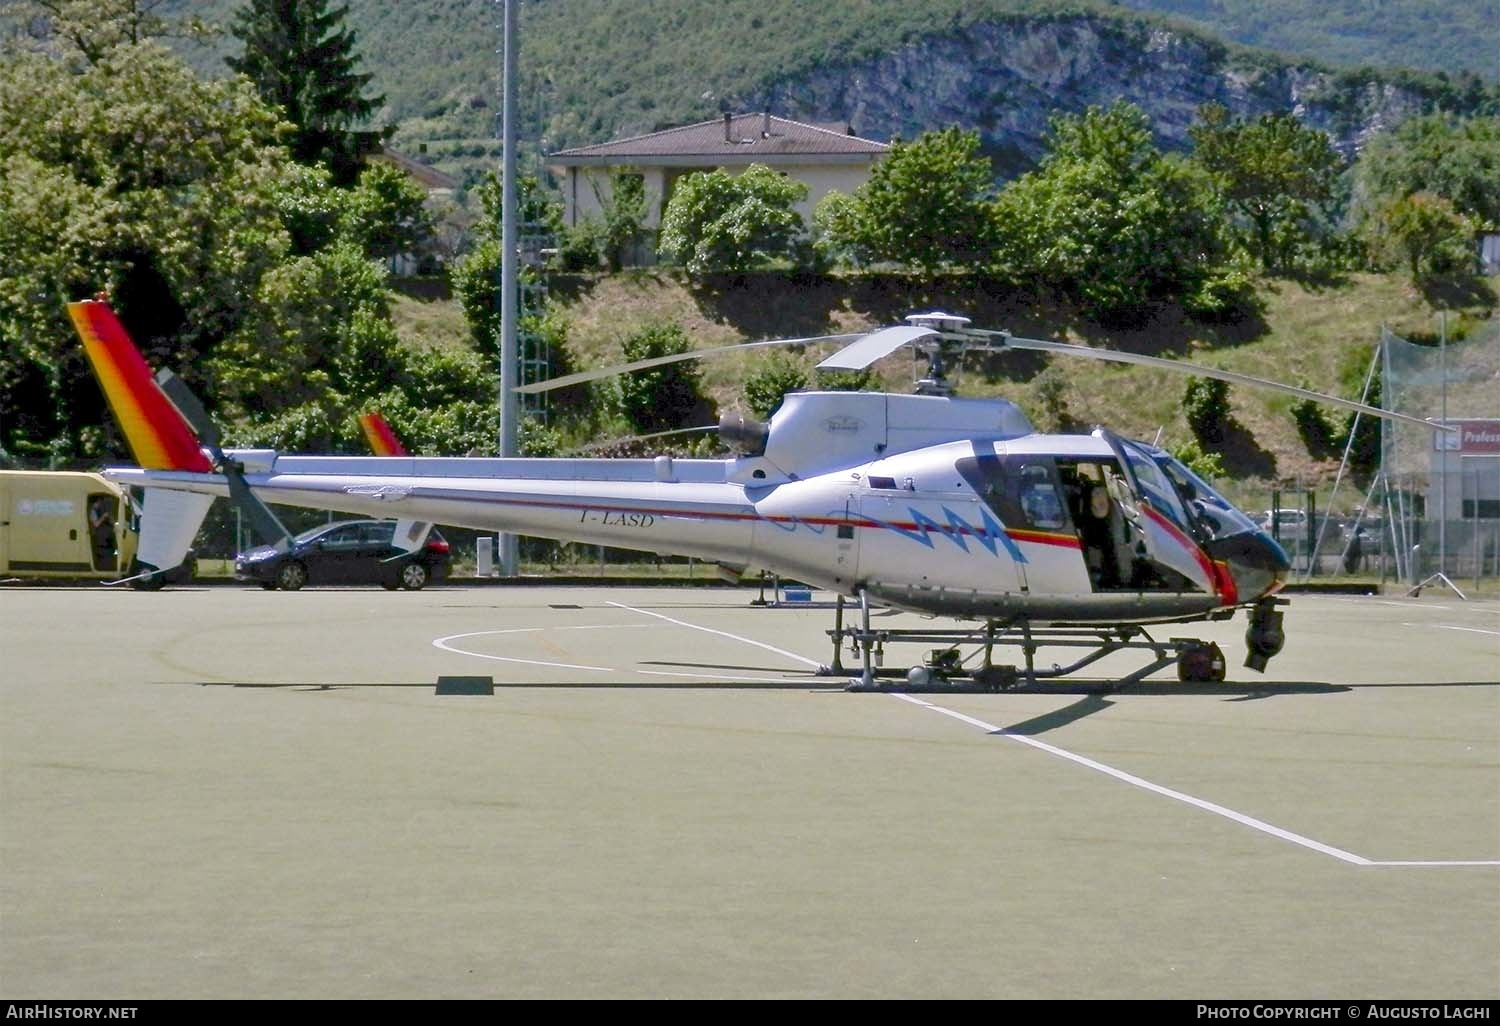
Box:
372;147;460;192
551;113;889;161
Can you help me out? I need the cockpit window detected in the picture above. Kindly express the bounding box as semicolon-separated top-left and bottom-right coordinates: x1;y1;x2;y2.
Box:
956;455;1073;533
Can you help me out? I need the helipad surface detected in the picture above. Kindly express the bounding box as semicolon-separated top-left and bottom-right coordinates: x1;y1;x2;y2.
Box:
1;584;1496;998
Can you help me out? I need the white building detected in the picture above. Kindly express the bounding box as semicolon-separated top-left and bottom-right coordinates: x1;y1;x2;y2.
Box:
1430;418;1500;521
547;112;890;236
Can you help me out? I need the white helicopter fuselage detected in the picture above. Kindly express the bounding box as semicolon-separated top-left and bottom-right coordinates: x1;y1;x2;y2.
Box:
107;391;1287;624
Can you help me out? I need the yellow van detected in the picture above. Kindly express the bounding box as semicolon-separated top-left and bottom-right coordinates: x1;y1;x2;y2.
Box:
0;470;141;582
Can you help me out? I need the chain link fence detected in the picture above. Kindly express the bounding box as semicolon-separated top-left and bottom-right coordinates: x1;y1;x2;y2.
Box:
1281;317;1500;587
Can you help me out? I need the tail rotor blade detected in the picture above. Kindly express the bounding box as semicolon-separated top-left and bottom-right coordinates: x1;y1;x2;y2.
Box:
155;369;223;455
156;369;293;548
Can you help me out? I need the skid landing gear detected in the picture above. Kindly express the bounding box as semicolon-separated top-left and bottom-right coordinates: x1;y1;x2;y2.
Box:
821;608;1232;692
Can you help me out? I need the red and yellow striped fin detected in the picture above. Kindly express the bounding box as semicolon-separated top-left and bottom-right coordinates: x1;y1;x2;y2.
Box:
68;300;213;473
358;412;408;456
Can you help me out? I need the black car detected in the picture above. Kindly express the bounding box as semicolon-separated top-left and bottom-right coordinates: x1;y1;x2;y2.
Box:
236;519;452;591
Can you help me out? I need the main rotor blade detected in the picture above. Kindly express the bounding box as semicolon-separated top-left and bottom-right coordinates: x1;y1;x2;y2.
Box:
815;325;940;371
985;333;1448;431
566;424;718;455
514;332;862;395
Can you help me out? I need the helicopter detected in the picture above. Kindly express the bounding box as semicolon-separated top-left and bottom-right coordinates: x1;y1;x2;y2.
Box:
69;300;1441;690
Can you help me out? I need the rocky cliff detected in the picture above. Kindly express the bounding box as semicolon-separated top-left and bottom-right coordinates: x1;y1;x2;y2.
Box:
733;15;1480;174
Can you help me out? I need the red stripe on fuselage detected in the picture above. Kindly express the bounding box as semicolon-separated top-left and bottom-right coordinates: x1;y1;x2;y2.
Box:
1005;528;1082;550
1140;504;1232;602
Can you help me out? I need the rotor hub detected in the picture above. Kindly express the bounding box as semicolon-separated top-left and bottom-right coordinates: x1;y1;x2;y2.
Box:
905;311;972;333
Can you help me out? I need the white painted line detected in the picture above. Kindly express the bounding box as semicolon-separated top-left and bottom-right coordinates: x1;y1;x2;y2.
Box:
432;630;616;673
1430;624;1500;638
890;693;1375;866
1398;621;1500;636
1368;860;1500;867
638;669;815;684
895;693;1500;868
437;608;1499;866
607;600;826;670
432;623;808;682
444;624;654;636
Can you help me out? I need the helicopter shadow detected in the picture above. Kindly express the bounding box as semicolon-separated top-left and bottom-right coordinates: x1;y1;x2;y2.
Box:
186;678;829;692
984;680;1336;737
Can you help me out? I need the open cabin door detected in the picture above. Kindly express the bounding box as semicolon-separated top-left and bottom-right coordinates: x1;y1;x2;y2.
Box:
1093;430;1216;594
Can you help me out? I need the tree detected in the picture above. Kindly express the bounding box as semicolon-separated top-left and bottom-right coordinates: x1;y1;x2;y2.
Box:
813;127;993;272
6;0;208;66
451;173;563;353
205;242;398;417
1353;115;1499;275
595;169;648;272
657;164;806;276
1353;114;1500;229
1189;103;1342;271
338;160;433;262
1372;192;1475;280
227;0;386;186
0;36;294;463
743;353;808;419
992;102;1227;322
1183;377;1231;446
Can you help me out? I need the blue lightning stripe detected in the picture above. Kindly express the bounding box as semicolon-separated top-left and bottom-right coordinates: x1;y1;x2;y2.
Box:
910;507;958;550
895;504;1027;562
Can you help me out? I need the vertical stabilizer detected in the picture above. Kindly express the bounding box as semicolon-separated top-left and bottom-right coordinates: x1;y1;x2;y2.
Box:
68;301;212;472
358;412;408;456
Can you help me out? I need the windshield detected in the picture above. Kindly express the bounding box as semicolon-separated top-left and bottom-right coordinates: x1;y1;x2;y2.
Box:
1149;451;1259;541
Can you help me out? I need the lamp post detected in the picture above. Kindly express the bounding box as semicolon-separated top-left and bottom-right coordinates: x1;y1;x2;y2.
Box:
496;0;519;574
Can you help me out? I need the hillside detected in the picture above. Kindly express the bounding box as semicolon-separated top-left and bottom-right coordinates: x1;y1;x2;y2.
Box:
144;0;1497;188
395;269;1500;501
1115;0;1499;82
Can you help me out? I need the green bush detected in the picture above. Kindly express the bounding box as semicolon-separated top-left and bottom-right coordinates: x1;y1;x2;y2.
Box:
1291;398;1340;458
1168;439;1227;482
657;164;806;276
1183;376;1231;445
743;353;808;418
615;323;702;432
